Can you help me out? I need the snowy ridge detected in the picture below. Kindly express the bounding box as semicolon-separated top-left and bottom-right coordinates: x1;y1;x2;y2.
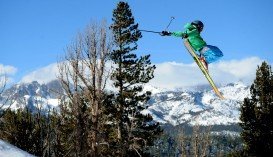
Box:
143;82;250;126
0;81;61;112
1;81;250;126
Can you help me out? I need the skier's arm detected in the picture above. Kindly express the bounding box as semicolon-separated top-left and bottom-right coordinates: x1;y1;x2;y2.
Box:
171;31;188;38
171;31;183;37
161;31;188;38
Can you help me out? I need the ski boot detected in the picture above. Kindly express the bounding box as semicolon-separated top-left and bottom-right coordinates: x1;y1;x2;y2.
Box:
199;57;209;72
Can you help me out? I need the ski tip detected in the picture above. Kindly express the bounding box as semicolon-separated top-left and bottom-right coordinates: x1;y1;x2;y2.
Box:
217;93;225;99
213;89;225;99
219;95;225;100
214;90;225;99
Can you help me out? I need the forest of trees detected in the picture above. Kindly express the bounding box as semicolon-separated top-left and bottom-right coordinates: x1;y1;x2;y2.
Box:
1;1;161;157
0;1;273;157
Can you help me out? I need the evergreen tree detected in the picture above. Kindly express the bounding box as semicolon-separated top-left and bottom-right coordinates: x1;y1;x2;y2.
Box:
239;61;273;156
109;1;161;156
0;108;47;156
42;110;65;157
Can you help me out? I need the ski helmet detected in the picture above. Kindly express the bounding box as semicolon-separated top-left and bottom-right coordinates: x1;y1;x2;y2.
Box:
191;20;204;32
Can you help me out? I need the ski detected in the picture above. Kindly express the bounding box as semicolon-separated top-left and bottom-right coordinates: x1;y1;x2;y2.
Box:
184;39;225;99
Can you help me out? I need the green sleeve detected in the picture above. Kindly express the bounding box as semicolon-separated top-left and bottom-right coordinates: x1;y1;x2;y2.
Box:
171;31;185;37
171;23;191;37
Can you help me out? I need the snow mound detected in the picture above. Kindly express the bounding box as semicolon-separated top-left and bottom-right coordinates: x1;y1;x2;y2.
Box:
0;140;35;157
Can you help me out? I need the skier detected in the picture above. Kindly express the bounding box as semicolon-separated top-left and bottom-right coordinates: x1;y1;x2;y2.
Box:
161;20;223;71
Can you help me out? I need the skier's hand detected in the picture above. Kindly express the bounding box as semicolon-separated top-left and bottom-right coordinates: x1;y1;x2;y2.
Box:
161;31;172;36
182;33;188;39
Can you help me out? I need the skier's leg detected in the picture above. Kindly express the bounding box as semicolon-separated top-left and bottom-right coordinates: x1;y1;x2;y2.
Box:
199;56;209;71
199;47;209;71
201;45;223;64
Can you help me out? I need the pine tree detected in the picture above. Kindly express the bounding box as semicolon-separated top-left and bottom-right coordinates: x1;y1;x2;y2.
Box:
239;61;273;156
0;108;49;156
109;1;161;156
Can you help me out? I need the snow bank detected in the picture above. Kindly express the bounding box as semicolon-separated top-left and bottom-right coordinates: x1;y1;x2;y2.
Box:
0;140;35;157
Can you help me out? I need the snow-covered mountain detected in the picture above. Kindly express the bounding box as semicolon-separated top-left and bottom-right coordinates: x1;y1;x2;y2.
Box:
0;80;61;112
143;82;250;126
0;80;250;126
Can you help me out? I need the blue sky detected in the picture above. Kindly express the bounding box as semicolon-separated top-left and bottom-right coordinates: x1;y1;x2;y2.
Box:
1;0;273;86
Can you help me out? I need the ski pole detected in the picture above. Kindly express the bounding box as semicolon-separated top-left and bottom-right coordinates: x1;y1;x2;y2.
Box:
165;16;175;31
140;17;175;35
139;30;162;34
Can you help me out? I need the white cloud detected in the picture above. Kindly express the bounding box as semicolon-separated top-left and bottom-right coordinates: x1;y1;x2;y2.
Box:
0;64;17;75
149;57;266;89
20;63;59;84
150;62;205;88
215;57;261;78
19;57;270;89
211;57;263;84
0;64;18;84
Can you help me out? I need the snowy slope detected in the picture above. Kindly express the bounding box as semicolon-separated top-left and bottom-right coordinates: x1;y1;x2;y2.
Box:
143;82;250;126
0;80;61;112
0;140;35;157
1;81;250;126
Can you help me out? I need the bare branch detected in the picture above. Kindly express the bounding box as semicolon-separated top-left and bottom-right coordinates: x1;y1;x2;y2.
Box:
57;20;112;157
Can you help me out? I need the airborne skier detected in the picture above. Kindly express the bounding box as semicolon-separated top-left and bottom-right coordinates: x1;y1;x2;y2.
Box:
161;20;223;71
160;20;225;99
140;20;225;98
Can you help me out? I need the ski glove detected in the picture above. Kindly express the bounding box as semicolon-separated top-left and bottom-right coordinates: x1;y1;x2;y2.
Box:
161;31;172;36
182;33;188;38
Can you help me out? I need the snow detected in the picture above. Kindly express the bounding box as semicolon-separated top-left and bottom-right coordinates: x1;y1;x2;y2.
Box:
47;98;60;108
143;84;168;94
0;140;35;157
143;82;251;126
1;80;251;127
0;80;253;157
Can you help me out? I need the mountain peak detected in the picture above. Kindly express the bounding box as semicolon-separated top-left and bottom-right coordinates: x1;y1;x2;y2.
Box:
144;82;250;126
1;80;61;111
1;81;250;126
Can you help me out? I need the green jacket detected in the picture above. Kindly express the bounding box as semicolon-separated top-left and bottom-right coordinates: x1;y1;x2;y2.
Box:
171;23;206;51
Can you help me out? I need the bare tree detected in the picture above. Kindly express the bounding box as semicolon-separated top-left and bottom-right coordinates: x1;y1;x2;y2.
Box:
58;20;112;157
192;125;200;157
191;125;212;157
176;125;212;157
177;128;187;157
0;74;7;112
0;74;14;118
200;126;211;157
